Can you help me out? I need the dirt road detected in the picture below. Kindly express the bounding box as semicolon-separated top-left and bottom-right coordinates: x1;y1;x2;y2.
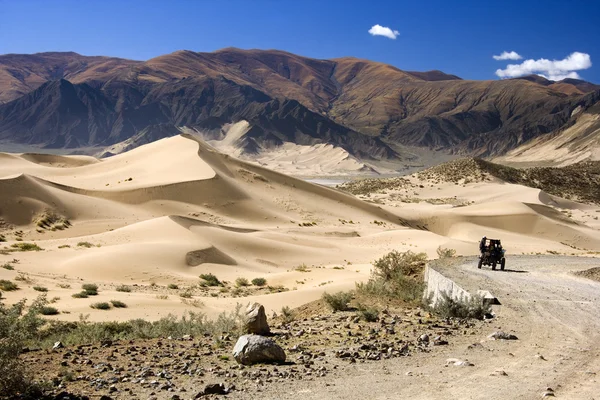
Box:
252;256;600;400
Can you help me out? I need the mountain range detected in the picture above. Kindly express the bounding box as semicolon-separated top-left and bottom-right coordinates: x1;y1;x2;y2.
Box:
0;48;599;162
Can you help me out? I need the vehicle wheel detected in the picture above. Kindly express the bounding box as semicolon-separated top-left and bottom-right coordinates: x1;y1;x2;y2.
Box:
478;258;482;269
501;258;505;271
492;262;496;270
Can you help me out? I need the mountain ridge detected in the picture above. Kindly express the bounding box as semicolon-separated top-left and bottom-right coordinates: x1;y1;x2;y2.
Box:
1;48;599;161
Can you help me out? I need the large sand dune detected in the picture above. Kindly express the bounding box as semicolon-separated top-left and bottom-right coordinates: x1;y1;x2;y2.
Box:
1;134;598;321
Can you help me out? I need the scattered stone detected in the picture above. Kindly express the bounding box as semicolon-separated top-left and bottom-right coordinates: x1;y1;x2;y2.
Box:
418;334;429;343
535;354;547;361
232;335;286;365
541;387;555;397
445;358;474;367
245;303;270;335
491;370;508;376
488;331;518;340
53;341;64;350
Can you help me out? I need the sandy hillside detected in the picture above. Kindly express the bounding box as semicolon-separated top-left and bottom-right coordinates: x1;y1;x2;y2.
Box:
1;136;599;322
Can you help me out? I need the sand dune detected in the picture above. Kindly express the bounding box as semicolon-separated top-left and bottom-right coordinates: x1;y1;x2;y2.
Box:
1;134;598;321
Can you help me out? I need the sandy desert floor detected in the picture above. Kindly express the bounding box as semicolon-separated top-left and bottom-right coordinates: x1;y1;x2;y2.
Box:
1;134;599;323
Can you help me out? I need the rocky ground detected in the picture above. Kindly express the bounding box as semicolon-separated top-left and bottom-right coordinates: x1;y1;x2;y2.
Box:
18;300;487;400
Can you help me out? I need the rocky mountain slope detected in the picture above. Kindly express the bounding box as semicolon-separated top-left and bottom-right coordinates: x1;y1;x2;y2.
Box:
1;48;599;159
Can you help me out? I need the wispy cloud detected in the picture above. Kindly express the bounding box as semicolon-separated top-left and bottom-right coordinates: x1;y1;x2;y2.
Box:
495;52;592;81
368;24;400;40
493;51;522;61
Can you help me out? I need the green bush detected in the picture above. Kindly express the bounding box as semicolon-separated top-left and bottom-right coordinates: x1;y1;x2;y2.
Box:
235;277;249;287
167;283;179;289
322;291;353;312
436;246;457;259
251;277;267;287
428;291;491;320
0;280;18;291
199;273;222;287
115;285;131;293
356;303;379;322
110;300;127;308
81;283;98;296
10;243;43;252
1;263;14;271
280;306;295;323
33;286;48;292
39;306;59;316
356;250;427;304
72;291;88;299
90;302;111;310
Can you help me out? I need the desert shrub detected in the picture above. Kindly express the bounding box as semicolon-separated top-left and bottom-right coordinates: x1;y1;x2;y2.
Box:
10;243;43;252
436;246;457;259
115;285;131;293
14;273;32;283
322;291;353;312
56;283;71;289
57;245;70;249
356;250;427;304
0;295;49;396
167;283;179;289
280;306;295;323
251;277;267;287
179;290;193;299
0;234;5;242
294;264;310;272
235;277;249;287
372;250;427;280
110;300;127;308
72;291;88;299
356;303;379;322
1;263;14;270
39;306;59;316
90;302;111;310
77;242;94;248
156;294;169;300
428;291;491;320
0;280;18;291
81;283;98;296
33;286;48;292
199;273;222;287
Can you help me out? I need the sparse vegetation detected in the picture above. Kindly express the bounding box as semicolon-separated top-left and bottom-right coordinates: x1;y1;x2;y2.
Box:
0;280;18;291
280;306;295;323
426;291;491;320
77;241;94;248
156;294;169;300
39;306;59;316
167;283;179;290
14;273;32;283
57;245;70;249
72;291;88;299
436;246;457;259
81;283;98;296
356;250;427;304
199;273;222;287
179;290;193;299
10;243;43;252
235;277;249;287
115;285;132;293
110;300;127;308
251;277;267;287
356;303;379;322
1;263;14;271
56;283;71;289
294;264;310;272
90;302;111;310
32;286;48;292
322;291;353;312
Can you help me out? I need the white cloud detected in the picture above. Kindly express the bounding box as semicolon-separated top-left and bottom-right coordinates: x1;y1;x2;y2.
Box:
493;51;522;61
368;24;400;40
495;52;592;81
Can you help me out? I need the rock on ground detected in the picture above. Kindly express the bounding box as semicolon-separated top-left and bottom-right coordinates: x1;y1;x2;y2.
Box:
488;331;518;340
233;334;286;365
245;302;270;335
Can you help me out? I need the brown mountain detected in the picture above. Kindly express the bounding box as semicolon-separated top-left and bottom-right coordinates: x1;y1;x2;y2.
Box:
0;48;598;159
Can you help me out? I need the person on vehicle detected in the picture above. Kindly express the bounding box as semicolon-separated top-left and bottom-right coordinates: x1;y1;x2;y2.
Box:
479;236;487;254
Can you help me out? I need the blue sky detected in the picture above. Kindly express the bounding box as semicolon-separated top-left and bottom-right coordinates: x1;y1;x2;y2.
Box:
1;0;599;82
